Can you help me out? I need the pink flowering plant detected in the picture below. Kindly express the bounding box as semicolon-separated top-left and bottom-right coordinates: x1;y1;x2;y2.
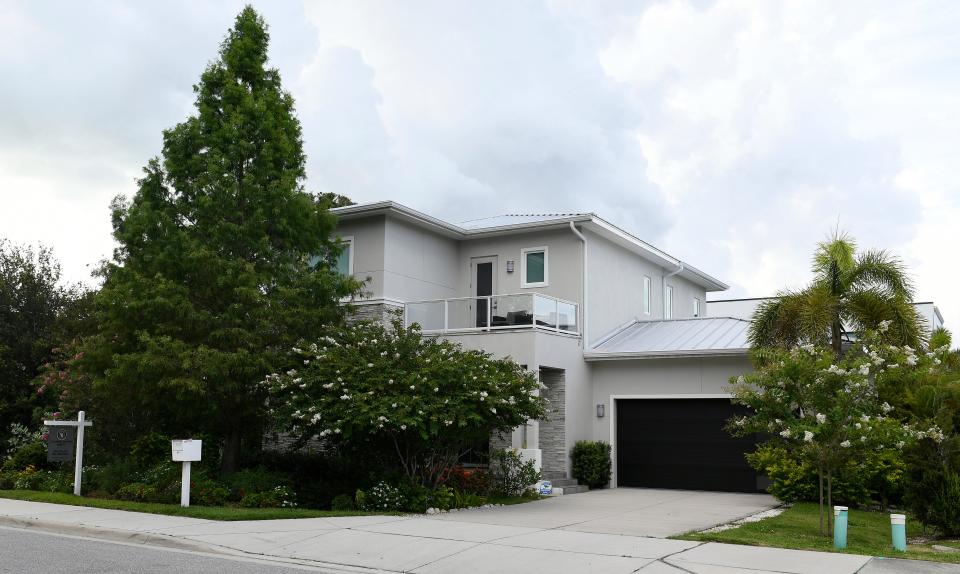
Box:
728;321;949;536
263;317;546;487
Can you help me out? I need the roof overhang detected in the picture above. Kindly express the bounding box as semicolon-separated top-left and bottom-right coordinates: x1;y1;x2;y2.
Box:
584;348;750;361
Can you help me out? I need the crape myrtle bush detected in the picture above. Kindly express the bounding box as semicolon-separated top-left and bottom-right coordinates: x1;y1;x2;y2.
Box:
264;318;546;487
729;323;950;534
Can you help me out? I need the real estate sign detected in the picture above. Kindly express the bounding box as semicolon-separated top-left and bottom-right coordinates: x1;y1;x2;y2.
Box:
47;427;76;462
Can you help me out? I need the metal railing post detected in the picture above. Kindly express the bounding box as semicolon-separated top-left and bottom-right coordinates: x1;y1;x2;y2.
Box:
443;300;449;332
487;296;493;331
555;297;560;332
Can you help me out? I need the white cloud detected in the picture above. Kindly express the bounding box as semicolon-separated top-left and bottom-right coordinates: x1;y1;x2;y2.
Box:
0;0;956;328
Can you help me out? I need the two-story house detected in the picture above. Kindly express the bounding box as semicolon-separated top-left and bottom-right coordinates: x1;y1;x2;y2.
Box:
333;200;770;493
331;200;946;493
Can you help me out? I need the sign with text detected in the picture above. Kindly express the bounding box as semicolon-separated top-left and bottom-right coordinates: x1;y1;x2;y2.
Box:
47;427;76;463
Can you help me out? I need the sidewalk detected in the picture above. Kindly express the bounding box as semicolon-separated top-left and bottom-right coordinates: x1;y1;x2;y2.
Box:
0;498;954;573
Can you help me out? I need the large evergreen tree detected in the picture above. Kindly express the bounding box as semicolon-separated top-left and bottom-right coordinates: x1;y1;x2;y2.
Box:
89;7;359;473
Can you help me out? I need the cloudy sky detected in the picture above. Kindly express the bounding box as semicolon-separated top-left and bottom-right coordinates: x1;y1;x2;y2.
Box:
1;1;957;324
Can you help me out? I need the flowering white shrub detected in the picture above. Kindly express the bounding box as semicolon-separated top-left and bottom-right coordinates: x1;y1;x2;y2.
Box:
728;328;950;535
263;317;546;486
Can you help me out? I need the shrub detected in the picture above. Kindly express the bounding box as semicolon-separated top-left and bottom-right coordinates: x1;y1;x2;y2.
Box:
441;466;489;495
116;482;159;502
239;485;297;508
356;481;406;512
330;494;354;511
265;318;546;487
39;470;73;493
929;471;960;536
129;433;171;468
188;477;230;506
13;466;44;490
746;444;872;507
0;470;14;489
84;460;139;494
225;467;292;501
2;441;48;472
570;441;611;489
488;450;539;497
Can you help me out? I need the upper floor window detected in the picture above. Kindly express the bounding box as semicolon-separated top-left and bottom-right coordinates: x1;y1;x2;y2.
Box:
643;276;651;315
521;246;548;288
336;236;354;275
693;297;701;317
664;285;674;319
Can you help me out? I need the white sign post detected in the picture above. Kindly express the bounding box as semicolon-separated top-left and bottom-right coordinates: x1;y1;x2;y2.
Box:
43;410;93;496
171;439;202;507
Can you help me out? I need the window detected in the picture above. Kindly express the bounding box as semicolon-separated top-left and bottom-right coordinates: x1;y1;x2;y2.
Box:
664;285;673;319
643;276;651;315
693;297;701;318
336;236;354;275
521;246;548;287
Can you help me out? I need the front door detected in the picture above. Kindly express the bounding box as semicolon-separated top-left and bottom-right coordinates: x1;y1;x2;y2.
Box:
471;256;497;328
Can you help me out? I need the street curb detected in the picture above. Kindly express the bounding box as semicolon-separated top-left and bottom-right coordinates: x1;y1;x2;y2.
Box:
0;514;222;554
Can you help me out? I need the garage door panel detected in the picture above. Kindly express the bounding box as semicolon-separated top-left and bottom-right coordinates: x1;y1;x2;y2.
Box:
616;399;758;492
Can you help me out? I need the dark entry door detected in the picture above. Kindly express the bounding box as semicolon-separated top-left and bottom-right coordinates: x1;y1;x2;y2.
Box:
474;261;493;327
616;399;758;492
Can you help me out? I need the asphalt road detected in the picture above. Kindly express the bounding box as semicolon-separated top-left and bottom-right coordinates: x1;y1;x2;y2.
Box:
0;527;334;574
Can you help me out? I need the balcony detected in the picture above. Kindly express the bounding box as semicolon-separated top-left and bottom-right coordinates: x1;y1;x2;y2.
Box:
404;293;579;335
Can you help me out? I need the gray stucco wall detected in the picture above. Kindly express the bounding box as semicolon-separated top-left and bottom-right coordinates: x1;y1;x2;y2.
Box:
337;215;387;299
383;217;459;301
585;229;708;341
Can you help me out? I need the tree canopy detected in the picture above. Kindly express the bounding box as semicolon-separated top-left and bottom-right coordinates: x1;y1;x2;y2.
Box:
0;241;90;454
265;318;546;486
749;232;923;355
75;7;360;472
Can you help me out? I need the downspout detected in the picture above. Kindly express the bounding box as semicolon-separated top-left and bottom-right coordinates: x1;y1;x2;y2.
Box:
569;222;588;348
662;262;684;318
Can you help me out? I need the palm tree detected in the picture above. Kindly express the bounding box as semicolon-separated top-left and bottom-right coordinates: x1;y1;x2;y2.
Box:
749;232;924;356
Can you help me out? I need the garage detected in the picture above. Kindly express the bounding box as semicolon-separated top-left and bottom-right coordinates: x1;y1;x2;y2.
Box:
615;398;759;493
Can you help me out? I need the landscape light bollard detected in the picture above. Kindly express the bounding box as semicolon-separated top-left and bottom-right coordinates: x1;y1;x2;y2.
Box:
833;506;848;550
890;513;907;552
171;439;202;508
43;410;93;496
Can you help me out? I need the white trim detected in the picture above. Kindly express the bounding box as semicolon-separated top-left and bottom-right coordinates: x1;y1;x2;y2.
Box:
337;235;354;275
520;246;549;288
664;284;674;319
693;297;701;318
643;276;651;315
607;393;732;488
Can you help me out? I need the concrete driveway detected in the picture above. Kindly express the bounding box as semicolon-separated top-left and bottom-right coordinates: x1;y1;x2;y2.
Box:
430;487;779;537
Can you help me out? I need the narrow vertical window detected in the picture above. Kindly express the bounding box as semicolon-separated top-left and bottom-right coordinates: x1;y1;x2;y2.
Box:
665;285;673;319
336;237;354;275
521;246;548;287
693;297;701;317
643;276;651;315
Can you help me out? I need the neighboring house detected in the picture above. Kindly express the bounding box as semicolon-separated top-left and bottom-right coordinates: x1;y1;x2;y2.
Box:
332;201;943;493
708;298;944;335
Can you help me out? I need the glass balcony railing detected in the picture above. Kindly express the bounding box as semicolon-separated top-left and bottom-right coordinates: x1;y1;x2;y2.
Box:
404;293;579;335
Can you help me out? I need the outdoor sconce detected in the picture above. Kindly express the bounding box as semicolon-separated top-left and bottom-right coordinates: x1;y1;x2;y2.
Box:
596;403;605;418
506;260;515;273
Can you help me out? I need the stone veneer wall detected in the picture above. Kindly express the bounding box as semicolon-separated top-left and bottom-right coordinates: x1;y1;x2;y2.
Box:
539;368;567;479
347;301;405;325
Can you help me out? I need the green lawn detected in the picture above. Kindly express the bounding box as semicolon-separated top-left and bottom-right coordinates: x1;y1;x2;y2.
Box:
675;502;960;564
0;490;387;521
0;489;539;521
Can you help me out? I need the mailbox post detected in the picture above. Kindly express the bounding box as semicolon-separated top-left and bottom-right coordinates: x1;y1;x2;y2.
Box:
171;439;202;507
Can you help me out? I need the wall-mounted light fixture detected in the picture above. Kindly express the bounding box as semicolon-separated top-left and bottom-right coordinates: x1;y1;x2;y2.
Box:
596;403;605;418
506;260;515;273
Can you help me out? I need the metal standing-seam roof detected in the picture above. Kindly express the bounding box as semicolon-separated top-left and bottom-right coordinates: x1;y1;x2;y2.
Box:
457;213;590;230
585;317;751;360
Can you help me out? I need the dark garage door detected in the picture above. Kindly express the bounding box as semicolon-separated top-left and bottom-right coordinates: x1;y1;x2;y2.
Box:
616;399;758;492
